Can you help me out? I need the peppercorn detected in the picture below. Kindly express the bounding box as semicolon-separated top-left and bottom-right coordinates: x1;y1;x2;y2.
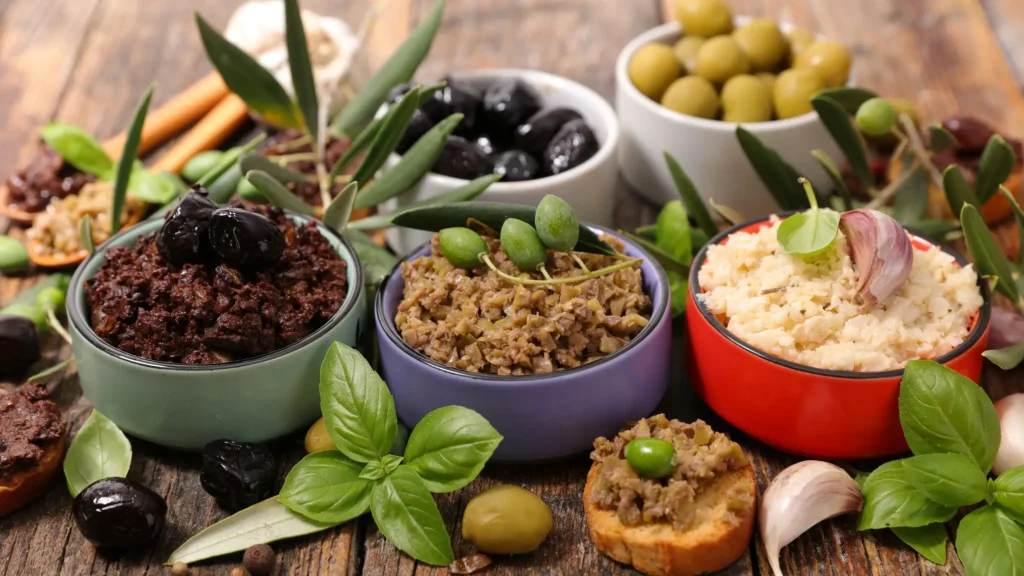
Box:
243;543;276;575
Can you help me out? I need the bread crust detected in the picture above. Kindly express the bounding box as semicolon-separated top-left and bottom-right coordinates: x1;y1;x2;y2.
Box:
0;433;67;517
584;464;756;576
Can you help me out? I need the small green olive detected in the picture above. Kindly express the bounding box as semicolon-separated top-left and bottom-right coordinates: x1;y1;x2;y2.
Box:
304;418;334;453
732;18;786;73
628;43;681;101
439;227;488;270
36;287;66;314
462;485;553;555
721;74;773;123
675;0;733;37
757;72;776;97
786;29;816;64
535;194;579;252
0;236;29;274
182;150;226;183
624;437;676;479
672;36;705;75
660;76;719;119
855;98;896;136
793;40;852;88
237;177;266;202
499;219;547;272
696;36;750;85
773;68;825;119
1;303;47;333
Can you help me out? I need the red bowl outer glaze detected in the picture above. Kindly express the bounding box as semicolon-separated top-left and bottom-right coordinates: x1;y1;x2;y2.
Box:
686;218;991;459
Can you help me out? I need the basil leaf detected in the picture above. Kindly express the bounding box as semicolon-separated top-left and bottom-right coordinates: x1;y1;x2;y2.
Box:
812;96;872;192
902;453;988;508
663;152;717;240
64;410;132;497
79;218;95;254
369;465;454;566
349;173;500;231
813;87;878;114
955;505;1024;576
942;165;980;219
655;200;692;266
345;230;399;290
246;170;318;216
927;124;958;154
976;134;1017;204
360;460;389;481
810;149;854;212
404;406;502;493
283;0;319;141
322;182;359;232
278;451;371;523
669;272;688;318
39;123;113;177
891;524;948;565
195;14;301;129
994;466;1024;525
111;87;153;232
239;153;309;185
331;0;445;136
983;342;1024;370
857;460;957;530
319;342;398;463
128;167;178;204
736;126;806;210
900;359;1001;473
167;497;334;565
961;203;1022;306
1002;186;1024;267
382;454;403;475
619;230;689;278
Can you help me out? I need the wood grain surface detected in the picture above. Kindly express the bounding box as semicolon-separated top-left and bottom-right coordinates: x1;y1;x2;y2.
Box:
1;0;1022;574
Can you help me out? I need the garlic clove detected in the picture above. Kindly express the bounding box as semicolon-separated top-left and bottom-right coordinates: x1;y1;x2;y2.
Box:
839;209;913;306
759;461;863;576
994;394;1024;475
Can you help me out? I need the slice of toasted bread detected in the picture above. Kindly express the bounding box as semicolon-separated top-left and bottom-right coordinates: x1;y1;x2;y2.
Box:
0;433;67;517
584;463;756;576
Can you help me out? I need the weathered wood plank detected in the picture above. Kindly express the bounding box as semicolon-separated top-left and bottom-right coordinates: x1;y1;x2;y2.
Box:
980;0;1024;92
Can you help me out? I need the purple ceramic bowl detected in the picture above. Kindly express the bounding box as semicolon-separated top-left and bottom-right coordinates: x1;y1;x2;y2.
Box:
375;225;672;462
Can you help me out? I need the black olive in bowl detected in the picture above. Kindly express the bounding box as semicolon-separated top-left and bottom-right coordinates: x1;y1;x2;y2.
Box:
73;478;167;550
200;439;277;512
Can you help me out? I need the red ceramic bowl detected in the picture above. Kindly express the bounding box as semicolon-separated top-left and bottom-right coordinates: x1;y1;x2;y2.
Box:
686;217;990;459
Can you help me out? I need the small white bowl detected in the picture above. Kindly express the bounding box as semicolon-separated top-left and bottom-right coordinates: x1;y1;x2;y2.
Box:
615;20;846;217
381;68;620;256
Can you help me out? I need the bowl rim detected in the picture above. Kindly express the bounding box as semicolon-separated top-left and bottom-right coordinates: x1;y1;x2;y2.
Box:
391;67;620;192
67;211;365;372
687;213;991;379
375;224;670;384
615;19;853;133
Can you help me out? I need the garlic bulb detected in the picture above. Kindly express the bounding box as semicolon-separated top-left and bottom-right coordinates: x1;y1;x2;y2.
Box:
994;394;1024;476
760;461;863;576
839;209;913;306
224;1;365;121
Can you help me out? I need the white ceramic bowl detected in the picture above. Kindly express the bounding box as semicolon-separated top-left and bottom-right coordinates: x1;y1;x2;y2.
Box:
381;68;620;257
615;20;846;217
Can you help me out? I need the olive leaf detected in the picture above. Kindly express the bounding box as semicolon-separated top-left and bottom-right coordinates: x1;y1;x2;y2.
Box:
619;230;689;277
902;453;988;508
961;203;1022;306
79;217;95;254
942;165;980;218
329;117;382;182
976;134;1017;204
201;135;268;190
955;506;1024;576
708;198;745;225
278;450;372;523
111;86;153;233
1001;186;1024;267
663;151;717;240
857;460;958;530
634;224;657;241
812;95;872;192
370;465;454;566
39;123;113;177
348;173;500;231
905;219;960;243
331;0;446;137
350;86;426;187
196;14;301;129
983;343;1024;370
403;406;502;493
246;170;318;216
319;342;398;463
776;179;839;257
735;127;806;210
240;153;310;184
655;200;692;266
26;358;73;384
810;149;853;212
283;0;319;141
927;124;958;154
891;153;929;225
322;182;359;232
813;86;878;115
64;410;132;497
994;466;1024;525
891;524;948;565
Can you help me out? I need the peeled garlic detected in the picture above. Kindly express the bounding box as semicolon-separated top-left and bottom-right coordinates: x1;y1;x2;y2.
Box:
839;209;913;306
994;394;1024;475
760;461;863;576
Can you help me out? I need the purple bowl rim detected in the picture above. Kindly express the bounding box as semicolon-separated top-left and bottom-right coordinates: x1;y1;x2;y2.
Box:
375;224;670;384
687;213;991;380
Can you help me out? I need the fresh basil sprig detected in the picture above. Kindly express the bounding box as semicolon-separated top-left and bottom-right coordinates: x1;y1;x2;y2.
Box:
40;123;115;177
63;410;132;497
776;178;839;257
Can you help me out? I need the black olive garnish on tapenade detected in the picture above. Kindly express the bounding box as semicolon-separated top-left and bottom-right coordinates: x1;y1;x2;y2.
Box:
73;478;167;550
156;185;218;266
200;439;277;512
0;315;40;376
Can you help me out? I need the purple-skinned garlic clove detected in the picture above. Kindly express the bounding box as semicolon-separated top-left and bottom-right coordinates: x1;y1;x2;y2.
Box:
839;209;913;306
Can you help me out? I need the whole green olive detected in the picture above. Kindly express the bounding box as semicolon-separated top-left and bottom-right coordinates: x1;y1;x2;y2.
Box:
499;219;547;272
757;72;776;96
773;68;825;119
695;36;750;84
660;76;719;119
721;75;773;123
628;43;681;101
855;98;896;136
624;437;676;479
672;36;705;75
182;150;225;183
675;0;733;37
535;194;579;251
439;227;488;270
304;418;334;453
793;40;852;88
36;287;66;313
1;303;47;333
462;485;553;555
786;29;816;64
0;236;29;274
237;177;266;202
732;18;786;73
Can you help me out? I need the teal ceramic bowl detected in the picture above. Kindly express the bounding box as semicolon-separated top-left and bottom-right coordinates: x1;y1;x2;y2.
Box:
67;213;366;450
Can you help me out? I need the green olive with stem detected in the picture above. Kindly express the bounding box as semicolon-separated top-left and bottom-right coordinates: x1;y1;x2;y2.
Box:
500;218;548;272
535;194;580;251
36;287;66;313
439;227;488;270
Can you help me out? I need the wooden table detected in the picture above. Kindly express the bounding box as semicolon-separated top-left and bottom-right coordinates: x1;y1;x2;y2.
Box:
1;0;1022;574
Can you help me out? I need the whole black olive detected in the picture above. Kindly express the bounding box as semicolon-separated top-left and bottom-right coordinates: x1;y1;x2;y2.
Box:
0;314;40;376
473;134;501;157
431;136;495;180
543;119;599;176
200;439;276;512
396;109;434;154
421;77;480;137
514;107;583;158
73;478;167;550
482;79;542;136
493;150;539;182
207;208;286;270
156;186;218;266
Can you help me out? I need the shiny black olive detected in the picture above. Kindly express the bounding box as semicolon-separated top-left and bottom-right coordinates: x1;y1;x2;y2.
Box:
473;134;501;157
432;136;495;180
207;208;286;270
421;77;480;137
156;186;218;266
543;119;599;176
482;79;542;136
73;478;167;550
200;439;276;512
0;314;40;376
493;150;539;182
514;108;583;158
396;109;434;154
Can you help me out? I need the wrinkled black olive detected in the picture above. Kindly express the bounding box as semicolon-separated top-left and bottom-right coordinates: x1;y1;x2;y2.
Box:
543;119;599;176
473;134;501;157
200;439;276;512
421;77;480;136
514;108;583;158
73;478;167;550
387;83;415;106
0;314;40;376
483;79;542;136
432;136;495;180
396;109;434;154
156;186;218;266
207;208;286;270
493;150;539;182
